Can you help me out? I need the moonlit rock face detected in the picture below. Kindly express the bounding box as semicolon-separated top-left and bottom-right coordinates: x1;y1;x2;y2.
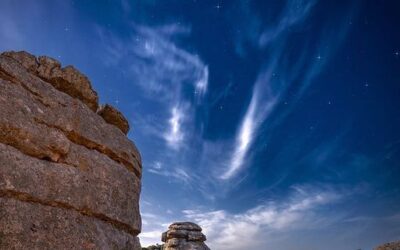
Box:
162;222;210;250
0;51;142;249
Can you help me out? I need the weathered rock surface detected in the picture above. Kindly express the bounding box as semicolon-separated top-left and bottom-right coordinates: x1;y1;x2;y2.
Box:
375;241;400;250
0;198;141;250
162;222;210;250
0;52;141;176
0;51;142;249
98;104;130;134
3;51;99;111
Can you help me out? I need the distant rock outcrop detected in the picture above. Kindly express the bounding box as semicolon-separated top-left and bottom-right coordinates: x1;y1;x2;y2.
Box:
162;222;210;250
375;241;400;250
0;51;142;249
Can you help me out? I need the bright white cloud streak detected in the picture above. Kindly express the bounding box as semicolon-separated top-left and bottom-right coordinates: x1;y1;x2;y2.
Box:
221;0;319;180
164;105;185;149
221;88;259;179
183;186;343;250
221;73;277;180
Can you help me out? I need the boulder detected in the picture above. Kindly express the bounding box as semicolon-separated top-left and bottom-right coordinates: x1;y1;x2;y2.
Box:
162;222;210;250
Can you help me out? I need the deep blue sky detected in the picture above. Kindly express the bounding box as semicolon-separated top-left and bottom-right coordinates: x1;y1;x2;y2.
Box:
1;1;400;249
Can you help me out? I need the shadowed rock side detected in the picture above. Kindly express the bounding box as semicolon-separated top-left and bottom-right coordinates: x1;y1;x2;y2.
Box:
375;241;400;250
0;51;142;249
162;222;210;250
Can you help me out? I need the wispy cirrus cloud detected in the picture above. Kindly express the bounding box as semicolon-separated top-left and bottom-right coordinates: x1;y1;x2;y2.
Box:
194;66;209;103
183;184;347;250
220;0;354;180
97;21;209;181
220;0;316;179
148;166;192;185
140;180;399;249
96;0;355;190
221;70;277;179
164;105;186;149
258;0;317;47
98;0;355;191
127;24;208;103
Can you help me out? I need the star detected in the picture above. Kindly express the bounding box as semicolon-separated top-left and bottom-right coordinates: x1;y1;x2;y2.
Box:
395;51;399;57
364;82;369;87
328;100;332;105
215;3;222;9
316;54;322;60
64;27;69;32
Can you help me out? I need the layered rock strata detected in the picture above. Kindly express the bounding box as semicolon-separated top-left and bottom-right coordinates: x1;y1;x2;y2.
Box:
161;222;210;250
0;51;142;249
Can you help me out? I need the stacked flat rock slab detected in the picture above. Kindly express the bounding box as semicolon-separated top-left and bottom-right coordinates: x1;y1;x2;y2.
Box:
162;222;210;250
0;51;142;249
375;241;400;250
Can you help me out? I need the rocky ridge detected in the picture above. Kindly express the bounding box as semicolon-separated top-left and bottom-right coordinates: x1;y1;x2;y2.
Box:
0;51;142;249
161;222;210;250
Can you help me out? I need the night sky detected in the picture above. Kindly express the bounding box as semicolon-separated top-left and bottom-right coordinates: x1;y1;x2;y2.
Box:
1;1;400;249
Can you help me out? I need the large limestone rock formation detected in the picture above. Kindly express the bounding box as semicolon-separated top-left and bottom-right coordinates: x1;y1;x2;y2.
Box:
161;222;210;250
375;241;400;250
0;51;142;249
